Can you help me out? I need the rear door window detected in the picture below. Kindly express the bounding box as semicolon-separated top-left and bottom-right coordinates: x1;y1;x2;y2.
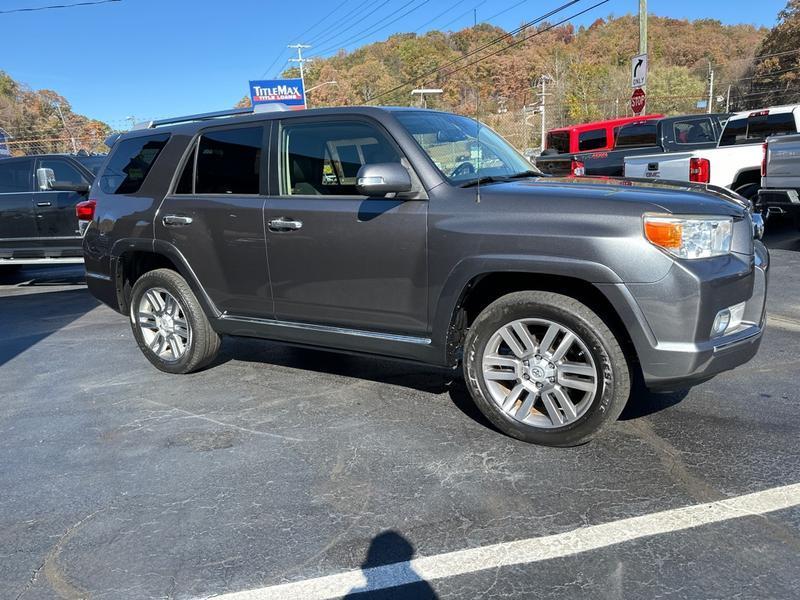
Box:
195;126;263;195
672;118;715;144
100;133;170;194
578;129;608;151
0;159;33;193
614;122;658;148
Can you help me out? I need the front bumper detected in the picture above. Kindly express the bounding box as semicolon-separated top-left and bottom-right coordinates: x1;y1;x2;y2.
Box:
601;241;769;390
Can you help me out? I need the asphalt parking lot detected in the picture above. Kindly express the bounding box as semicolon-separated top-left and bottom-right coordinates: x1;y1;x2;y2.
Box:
2;223;800;600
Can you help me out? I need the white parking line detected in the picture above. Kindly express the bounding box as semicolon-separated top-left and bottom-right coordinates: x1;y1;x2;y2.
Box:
206;483;800;600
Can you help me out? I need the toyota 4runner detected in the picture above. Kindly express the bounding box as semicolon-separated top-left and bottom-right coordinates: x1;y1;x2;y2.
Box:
82;105;769;446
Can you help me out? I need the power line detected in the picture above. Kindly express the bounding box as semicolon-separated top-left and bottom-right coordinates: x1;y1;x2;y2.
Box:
306;0;394;51
0;0;120;14
260;1;366;77
371;0;583;102
413;0;471;34
314;0;434;57
431;0;609;84
305;0;377;46
485;0;534;22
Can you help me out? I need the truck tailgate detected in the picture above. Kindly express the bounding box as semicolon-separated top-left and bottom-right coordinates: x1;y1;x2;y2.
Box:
535;155;575;176
624;152;695;181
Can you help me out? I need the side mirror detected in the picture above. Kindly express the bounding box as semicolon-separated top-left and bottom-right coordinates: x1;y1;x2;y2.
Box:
36;167;55;191
356;163;412;197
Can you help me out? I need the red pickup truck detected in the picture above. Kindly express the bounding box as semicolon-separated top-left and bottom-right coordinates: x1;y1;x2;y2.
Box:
544;114;664;155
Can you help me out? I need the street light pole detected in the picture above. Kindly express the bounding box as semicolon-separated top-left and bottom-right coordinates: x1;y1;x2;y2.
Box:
639;0;647;115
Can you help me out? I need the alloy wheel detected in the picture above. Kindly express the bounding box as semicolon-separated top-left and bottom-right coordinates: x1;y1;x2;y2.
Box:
481;318;599;428
135;287;191;362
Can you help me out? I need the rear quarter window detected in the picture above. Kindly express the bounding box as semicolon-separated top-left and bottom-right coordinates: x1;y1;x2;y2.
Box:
546;132;570;154
615;122;657;148
100;133;170;194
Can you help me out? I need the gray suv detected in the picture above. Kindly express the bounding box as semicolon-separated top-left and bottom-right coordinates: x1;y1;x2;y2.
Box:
82;106;769;446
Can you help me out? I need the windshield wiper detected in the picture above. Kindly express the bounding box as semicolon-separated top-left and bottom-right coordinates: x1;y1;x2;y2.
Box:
460;171;541;187
506;169;541;179
459;176;503;188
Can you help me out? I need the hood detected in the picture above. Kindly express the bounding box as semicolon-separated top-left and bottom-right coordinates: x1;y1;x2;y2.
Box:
480;175;749;217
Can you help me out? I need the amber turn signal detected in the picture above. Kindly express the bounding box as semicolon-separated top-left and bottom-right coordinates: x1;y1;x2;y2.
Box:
644;219;682;250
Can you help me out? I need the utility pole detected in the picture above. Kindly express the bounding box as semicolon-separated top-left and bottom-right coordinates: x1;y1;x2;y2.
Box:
53;102;77;153
707;62;715;114
639;0;647;116
537;75;553;152
288;44;312;107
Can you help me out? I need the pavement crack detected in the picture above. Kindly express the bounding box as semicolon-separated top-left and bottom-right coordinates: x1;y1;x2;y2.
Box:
141;399;308;442
14;559;45;600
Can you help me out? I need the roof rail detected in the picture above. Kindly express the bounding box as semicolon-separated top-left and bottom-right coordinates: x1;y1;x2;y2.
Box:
132;103;292;130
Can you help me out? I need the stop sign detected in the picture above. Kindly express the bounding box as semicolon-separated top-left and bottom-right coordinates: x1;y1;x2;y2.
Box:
631;87;646;115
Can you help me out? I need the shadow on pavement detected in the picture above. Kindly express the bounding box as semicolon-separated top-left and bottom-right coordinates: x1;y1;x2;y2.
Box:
0;288;99;367
0;264;86;286
216;338;457;395
763;218;800;251
343;531;438;599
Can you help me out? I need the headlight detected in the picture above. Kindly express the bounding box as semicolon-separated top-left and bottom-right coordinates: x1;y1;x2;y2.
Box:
643;215;733;259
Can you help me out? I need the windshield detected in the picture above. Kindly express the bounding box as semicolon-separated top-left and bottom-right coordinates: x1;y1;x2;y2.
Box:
394;111;538;185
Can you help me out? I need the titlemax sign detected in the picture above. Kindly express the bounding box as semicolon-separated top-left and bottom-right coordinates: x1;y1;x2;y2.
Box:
248;78;306;109
252;84;302;101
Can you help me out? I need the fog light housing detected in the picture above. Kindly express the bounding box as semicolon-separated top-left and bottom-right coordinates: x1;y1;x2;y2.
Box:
711;302;746;338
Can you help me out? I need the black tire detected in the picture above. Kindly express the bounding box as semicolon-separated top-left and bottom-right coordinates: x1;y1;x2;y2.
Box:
463;291;630;447
734;183;760;201
129;268;221;374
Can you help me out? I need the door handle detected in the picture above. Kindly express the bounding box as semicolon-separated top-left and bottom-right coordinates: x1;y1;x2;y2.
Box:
162;215;193;227
36;201;52;207
268;217;303;231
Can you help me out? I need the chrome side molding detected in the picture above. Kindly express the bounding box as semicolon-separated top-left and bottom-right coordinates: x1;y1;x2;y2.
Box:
219;314;432;346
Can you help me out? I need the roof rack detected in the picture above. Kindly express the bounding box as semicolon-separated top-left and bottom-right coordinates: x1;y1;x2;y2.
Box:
132;103;291;130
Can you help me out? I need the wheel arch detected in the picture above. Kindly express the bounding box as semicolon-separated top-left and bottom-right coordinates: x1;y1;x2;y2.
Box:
731;168;761;191
112;239;220;319
436;258;637;371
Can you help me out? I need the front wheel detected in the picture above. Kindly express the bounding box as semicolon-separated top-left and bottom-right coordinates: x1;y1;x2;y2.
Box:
129;268;221;374
463;291;630;446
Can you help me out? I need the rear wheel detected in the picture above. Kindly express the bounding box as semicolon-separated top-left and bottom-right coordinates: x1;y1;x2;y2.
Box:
129;268;221;374
734;183;760;201
463;291;630;446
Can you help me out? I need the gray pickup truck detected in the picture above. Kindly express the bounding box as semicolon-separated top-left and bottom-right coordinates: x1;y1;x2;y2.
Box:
757;133;800;230
82;105;768;447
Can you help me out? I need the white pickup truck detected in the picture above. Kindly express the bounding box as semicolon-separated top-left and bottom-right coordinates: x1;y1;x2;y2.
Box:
756;132;800;230
625;105;800;199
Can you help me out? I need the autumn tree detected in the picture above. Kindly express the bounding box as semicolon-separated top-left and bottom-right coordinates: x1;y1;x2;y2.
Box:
748;0;800;107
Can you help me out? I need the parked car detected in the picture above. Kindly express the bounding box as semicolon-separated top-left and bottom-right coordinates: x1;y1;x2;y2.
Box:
541;114;664;156
757;133;800;230
625;105;800;199
0;154;93;266
537;114;728;177
83;105;768;447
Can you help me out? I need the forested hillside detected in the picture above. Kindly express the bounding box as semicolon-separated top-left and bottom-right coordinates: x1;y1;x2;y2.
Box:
749;0;800;106
0;71;109;156
294;14;765;119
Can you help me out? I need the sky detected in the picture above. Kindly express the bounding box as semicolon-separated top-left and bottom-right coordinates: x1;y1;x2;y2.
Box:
0;0;788;128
